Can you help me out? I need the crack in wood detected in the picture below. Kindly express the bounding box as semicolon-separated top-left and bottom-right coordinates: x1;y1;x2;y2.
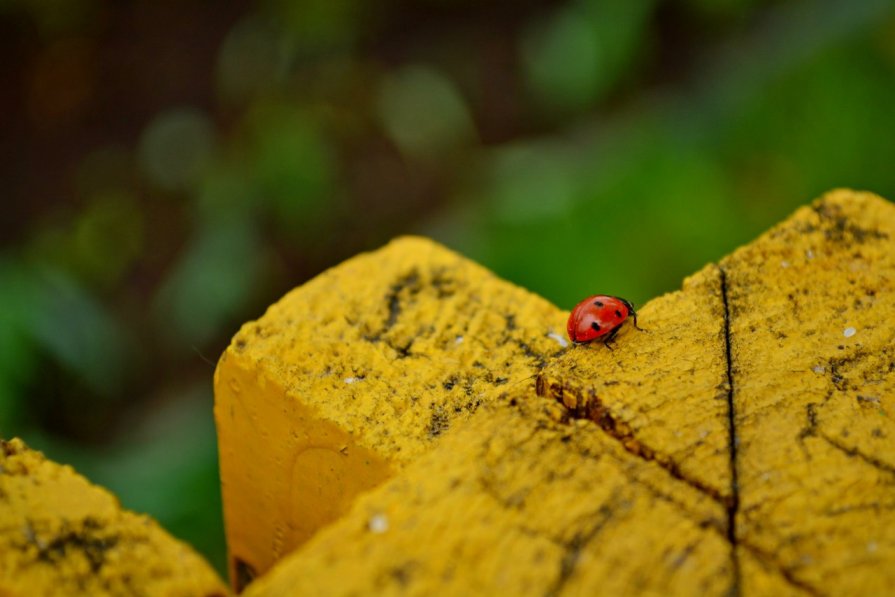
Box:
516;260;875;596
608;458;727;534
718;264;742;597
737;540;824;597
818;433;895;477
719;265;829;597
545;498;620;597
799;403;895;477
534;375;730;509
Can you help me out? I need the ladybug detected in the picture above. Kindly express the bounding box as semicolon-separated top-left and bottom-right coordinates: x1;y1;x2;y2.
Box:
567;295;643;346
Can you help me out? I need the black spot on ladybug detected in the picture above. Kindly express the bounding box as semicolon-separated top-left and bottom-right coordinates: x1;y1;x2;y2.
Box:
590;322;601;331
615;310;622;318
593;300;604;307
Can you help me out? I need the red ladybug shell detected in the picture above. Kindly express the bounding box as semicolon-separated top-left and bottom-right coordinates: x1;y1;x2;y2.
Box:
567;295;637;344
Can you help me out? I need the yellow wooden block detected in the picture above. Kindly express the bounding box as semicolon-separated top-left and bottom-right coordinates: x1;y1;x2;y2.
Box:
214;237;568;586
721;190;895;594
227;189;895;595
243;391;733;596
0;438;228;597
239;245;736;596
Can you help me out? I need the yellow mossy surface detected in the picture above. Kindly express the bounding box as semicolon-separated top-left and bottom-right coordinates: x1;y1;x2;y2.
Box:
0;438;228;597
223;189;895;596
245;394;732;597
243;256;735;596
722;191;895;594
214;237;568;585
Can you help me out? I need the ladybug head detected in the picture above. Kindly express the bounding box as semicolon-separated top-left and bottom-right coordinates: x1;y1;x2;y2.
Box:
616;297;636;316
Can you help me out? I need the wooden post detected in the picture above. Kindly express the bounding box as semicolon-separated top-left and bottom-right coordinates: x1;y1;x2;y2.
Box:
213;237;568;588
0;438;228;596
220;190;895;595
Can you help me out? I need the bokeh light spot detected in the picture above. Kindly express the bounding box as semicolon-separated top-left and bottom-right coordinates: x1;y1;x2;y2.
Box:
522;6;603;112
491;144;576;223
217;16;291;105
137;107;217;193
376;65;476;159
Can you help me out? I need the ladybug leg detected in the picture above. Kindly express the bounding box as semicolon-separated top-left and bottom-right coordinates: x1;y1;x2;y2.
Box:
602;324;622;349
625;306;645;331
629;310;649;333
618;298;646;332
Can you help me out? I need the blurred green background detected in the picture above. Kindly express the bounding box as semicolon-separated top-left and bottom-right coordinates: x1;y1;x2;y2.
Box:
1;0;893;575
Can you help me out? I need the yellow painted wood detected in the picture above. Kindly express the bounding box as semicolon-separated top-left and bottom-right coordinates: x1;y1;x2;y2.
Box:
239;252;735;596
221;189;895;595
536;263;733;507
245;392;732;596
214;237;568;586
721;190;895;594
0;438;228;597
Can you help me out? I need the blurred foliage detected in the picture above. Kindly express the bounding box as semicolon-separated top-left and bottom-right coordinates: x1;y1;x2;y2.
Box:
1;0;894;576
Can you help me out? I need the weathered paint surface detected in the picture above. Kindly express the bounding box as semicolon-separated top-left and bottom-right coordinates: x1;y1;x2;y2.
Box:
214;237;568;585
247;394;733;596
0;438;228;597
222;190;895;595
721;193;895;594
240;248;737;596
